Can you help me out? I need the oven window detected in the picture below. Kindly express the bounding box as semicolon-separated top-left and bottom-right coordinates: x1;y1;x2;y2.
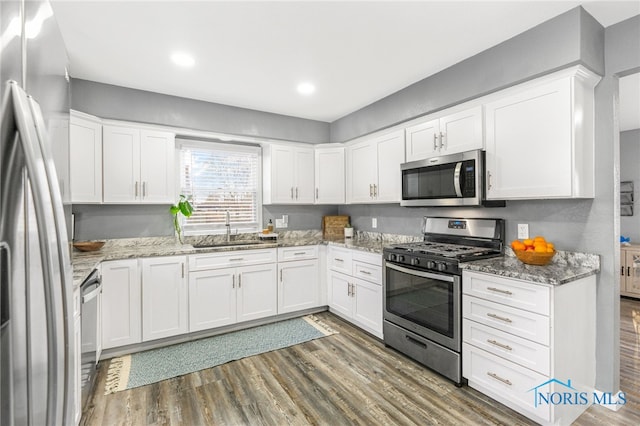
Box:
386;266;454;337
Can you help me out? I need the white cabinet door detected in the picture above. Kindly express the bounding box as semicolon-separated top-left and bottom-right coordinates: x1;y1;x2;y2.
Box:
439;106;483;154
101;259;141;349
352;278;383;337
294;147;315;203
102;125;140;203
346;141;377;203
70;114;102;203
189;268;236;332
375;130;404;203
405;118;439;162
237;263;278;322
278;259;319;314
141;256;188;342
140;130;175;203
485;79;572;199
328;271;353;318
314;147;345;204
269;145;295;203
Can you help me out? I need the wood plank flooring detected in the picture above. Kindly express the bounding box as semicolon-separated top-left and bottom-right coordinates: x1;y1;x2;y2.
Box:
82;298;640;425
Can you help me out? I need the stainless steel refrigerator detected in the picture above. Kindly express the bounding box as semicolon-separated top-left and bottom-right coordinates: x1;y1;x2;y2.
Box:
1;0;74;425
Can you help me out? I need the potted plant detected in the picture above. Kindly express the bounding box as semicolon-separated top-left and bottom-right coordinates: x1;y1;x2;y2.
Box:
170;194;193;244
344;222;354;239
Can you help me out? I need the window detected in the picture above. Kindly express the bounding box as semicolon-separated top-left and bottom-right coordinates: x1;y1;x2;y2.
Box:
177;139;261;235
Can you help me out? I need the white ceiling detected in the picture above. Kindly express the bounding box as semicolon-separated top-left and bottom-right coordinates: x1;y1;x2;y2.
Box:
50;1;640;123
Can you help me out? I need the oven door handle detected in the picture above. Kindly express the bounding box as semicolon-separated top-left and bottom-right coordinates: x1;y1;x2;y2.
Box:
385;262;455;282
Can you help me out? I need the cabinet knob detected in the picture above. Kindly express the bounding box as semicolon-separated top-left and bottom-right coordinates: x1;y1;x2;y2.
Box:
487;171;493;190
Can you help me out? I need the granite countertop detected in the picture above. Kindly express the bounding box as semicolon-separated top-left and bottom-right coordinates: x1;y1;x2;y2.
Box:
459;248;600;286
71;230;417;287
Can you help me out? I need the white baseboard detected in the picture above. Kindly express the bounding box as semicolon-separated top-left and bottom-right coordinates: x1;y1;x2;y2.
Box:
592;389;626;411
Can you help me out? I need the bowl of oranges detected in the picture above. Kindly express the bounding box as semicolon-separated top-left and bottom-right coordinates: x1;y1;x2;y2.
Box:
511;236;556;266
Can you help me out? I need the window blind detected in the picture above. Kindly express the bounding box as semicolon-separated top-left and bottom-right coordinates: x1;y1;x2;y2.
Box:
178;140;261;234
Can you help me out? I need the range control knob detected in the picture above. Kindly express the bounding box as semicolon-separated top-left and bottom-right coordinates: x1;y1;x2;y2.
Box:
436;262;447;272
426;261;436;269
398;255;405;262
411;258;420;266
389;254;397;261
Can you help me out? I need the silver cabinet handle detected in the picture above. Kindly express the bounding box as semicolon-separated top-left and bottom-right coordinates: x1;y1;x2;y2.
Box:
181;263;184;278
143;181;147;198
280;269;283;282
487;339;513;351
294;252;306;256
369;184;373;198
290;187;294;199
334;258;344;262
296;187;299;199
487;287;513;296
238;273;242;288
487;313;513;323
359;270;371;275
347;283;352;296
135;181;139;198
232;275;235;288
229;258;244;262
487;372;512;386
316;188;319;199
487;171;493;190
439;132;445;149
373;184;377;197
433;133;438;150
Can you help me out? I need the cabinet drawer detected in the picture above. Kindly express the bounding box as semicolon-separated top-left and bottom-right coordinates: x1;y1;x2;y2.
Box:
352;250;382;267
463;271;550;315
189;249;277;271
353;261;382;285
278;245;318;262
463;343;550;422
463;295;549;346
463;320;550;375
328;246;352;274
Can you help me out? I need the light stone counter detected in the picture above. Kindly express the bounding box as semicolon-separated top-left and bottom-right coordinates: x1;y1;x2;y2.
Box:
459;248;600;285
71;230;420;287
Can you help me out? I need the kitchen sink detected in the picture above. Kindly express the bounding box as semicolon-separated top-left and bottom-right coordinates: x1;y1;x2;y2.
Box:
192;240;266;249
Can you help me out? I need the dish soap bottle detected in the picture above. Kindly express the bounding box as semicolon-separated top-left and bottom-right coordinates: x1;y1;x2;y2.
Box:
267;219;274;233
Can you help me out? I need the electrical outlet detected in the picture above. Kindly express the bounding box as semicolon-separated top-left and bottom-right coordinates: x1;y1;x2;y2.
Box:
517;224;529;240
372;218;377;228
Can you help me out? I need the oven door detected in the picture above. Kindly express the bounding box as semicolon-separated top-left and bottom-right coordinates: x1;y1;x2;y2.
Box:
383;261;461;352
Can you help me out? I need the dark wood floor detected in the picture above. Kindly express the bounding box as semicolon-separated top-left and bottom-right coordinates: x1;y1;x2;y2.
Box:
82;298;640;425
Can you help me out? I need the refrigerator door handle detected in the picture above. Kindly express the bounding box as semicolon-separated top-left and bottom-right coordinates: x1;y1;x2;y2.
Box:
5;81;68;425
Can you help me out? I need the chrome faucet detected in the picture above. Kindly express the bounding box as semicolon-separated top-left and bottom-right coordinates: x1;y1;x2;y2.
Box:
225;210;231;242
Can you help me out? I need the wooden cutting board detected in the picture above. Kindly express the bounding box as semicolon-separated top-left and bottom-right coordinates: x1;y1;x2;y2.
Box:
322;215;350;239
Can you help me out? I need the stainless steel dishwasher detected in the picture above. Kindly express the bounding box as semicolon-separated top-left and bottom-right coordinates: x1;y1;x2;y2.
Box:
80;268;102;408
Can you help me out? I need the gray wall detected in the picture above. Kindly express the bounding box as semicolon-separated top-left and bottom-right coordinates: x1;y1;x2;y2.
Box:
71;79;330;144
620;129;640;242
330;7;604;143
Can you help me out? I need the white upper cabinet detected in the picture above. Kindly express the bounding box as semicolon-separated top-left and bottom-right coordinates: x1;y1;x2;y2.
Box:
405;106;483;162
314;147;345;204
484;66;599;200
70;112;102;203
346;129;405;204
103;125;175;203
263;144;315;204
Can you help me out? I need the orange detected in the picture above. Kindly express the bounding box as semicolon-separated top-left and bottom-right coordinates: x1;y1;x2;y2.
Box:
534;245;547;253
546;242;555;250
523;238;534;247
533;236;546;243
512;241;526;251
525;247;535;252
534;241;547;249
546;247;554;253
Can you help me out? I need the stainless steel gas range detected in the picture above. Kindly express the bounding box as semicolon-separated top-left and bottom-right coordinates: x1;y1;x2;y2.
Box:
383;217;504;386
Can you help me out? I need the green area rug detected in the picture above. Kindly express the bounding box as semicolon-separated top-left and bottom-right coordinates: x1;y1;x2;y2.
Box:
104;315;337;394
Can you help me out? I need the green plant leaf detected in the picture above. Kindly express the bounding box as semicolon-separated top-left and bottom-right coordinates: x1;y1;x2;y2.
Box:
170;205;180;215
179;199;193;217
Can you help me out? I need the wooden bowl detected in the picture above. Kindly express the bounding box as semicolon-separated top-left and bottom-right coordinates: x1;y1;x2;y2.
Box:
73;241;105;252
514;249;556;266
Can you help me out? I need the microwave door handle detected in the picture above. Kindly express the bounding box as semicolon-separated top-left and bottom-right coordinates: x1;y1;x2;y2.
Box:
453;162;463;197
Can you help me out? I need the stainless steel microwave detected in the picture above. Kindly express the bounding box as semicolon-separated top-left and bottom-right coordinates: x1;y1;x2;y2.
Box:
401;149;486;207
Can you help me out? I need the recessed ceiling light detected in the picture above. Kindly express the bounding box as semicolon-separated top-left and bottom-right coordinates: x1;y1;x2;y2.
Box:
297;82;316;95
171;52;195;67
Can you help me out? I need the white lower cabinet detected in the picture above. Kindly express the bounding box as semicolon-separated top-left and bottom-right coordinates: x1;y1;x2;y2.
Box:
188;249;278;333
277;246;319;314
327;247;383;338
462;270;596;426
141;256;188;341
101;259;142;350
